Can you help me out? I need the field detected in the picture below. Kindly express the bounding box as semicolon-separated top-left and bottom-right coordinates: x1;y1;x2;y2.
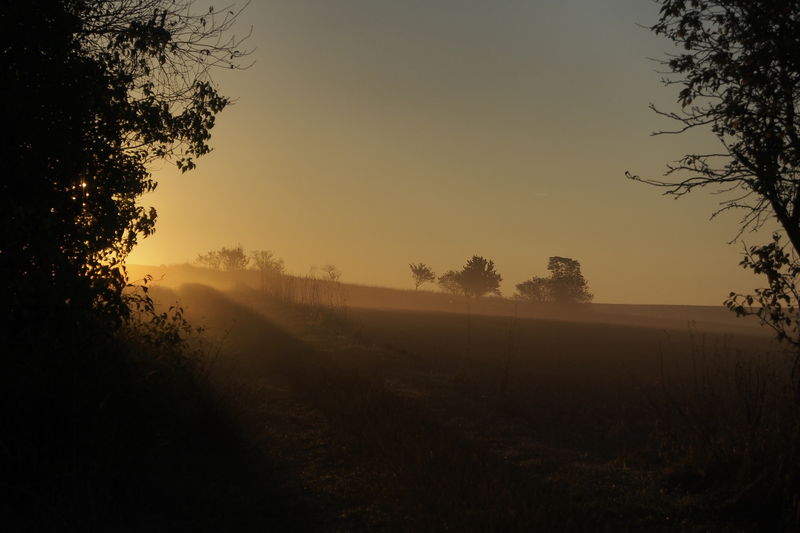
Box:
133;265;786;531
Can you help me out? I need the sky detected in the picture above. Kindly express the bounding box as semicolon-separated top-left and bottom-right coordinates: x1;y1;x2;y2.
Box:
128;0;776;305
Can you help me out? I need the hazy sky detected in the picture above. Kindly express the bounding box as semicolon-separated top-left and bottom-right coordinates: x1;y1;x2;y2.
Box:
129;0;776;305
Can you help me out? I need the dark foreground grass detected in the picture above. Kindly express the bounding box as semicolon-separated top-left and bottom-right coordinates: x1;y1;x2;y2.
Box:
183;285;756;531
0;320;320;532
21;279;784;531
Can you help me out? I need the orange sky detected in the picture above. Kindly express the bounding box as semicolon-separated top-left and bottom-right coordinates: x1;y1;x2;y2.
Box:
129;0;776;305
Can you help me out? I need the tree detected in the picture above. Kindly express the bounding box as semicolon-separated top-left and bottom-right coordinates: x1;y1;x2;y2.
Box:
437;257;502;298
516;257;592;304
195;245;250;271
628;0;800;246
438;270;465;295
547;257;593;304
459;256;503;298
251;250;285;275
219;245;249;271
515;276;552;303
409;262;436;290
2;0;248;340
627;1;800;346
196;250;222;270
1;3;247;524
250;250;285;292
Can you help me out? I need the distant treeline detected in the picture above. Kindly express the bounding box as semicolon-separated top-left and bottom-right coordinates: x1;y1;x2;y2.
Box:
195;246;592;304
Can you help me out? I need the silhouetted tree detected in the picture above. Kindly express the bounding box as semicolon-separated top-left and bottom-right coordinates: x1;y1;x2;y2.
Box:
409;262;436;290
627;1;800;346
2;0;247;341
219;245;249;271
515;276;552;303
251;250;285;275
459;256;503;298
195;245;250;271
547;257;592;304
438;270;464;295
516;257;592;304
1;2;247;525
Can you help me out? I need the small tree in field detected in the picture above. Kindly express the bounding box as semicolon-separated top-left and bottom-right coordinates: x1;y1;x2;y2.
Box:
438;257;503;298
251;250;285;292
516;257;592;304
438;270;464;295
251;250;284;275
515;277;552;303
547;257;592;304
219;246;249;271
409;263;436;290
196;245;249;271
459;256;502;298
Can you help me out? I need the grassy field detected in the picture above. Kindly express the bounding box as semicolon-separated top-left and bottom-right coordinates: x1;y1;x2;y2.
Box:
129;264;790;532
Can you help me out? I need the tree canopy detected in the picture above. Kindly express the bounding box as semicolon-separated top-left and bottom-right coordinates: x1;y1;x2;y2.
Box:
1;0;246;341
459;256;502;298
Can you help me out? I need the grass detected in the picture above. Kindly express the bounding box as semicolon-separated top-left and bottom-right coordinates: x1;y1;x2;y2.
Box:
9;265;790;531
171;280;783;530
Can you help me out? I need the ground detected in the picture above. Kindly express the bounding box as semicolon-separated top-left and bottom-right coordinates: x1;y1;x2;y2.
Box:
137;274;778;532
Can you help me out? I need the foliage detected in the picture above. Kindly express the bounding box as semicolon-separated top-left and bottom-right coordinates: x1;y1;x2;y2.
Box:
459;256;502;298
1;2;247;527
219;245;250;271
437;257;502;298
438;270;464;295
124;278;204;361
433;257;500;298
726;234;800;348
409;262;436;290
516;257;592;304
515;276;552;303
1;0;247;343
547;257;593;304
251;250;285;276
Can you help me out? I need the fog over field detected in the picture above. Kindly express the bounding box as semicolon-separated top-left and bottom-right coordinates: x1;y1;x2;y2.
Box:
7;0;800;531
117;262;786;530
129;263;769;335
